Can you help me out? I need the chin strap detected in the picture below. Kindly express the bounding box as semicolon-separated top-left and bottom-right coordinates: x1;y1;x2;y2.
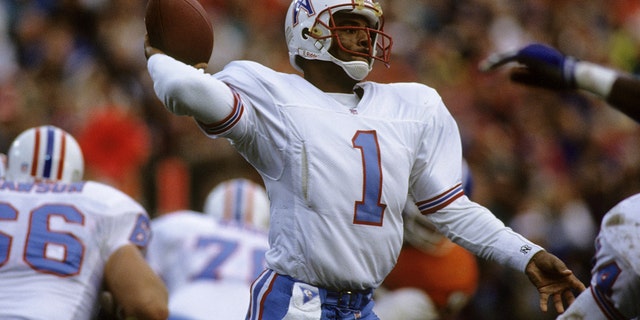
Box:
332;58;372;81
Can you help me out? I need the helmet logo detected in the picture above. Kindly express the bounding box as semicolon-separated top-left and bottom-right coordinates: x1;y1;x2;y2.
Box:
298;49;320;59
291;0;315;26
357;0;383;16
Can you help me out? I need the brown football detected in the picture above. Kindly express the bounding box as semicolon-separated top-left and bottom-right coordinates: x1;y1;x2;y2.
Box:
145;0;214;66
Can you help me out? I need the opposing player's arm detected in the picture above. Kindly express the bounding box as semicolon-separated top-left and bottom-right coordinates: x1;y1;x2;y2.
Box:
103;244;169;320
480;43;640;123
606;74;640;122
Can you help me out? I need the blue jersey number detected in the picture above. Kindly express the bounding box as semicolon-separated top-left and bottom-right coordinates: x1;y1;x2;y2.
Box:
0;203;18;267
0;203;85;276
352;130;386;226
192;235;267;283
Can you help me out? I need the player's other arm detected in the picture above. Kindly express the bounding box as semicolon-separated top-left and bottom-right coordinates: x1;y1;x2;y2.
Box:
480;43;640;123
144;38;236;125
427;197;585;314
103;244;169;320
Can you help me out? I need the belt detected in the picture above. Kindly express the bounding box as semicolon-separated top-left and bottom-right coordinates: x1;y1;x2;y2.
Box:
324;288;374;309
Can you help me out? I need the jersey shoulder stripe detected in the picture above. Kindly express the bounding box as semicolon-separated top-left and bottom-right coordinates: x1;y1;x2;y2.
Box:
416;183;464;214
199;90;245;135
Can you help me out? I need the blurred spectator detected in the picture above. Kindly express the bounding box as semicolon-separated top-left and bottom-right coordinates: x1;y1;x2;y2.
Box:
76;106;151;200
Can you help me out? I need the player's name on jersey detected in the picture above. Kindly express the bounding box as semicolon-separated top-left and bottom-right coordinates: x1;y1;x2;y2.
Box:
0;180;86;193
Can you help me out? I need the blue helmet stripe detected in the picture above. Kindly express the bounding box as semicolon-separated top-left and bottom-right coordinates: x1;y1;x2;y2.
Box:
42;126;55;179
233;180;246;223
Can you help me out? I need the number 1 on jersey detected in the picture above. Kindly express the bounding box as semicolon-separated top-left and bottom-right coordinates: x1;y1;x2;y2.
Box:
352;130;386;226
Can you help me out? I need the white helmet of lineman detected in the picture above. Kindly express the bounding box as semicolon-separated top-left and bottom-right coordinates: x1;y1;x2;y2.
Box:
6;125;84;183
285;0;392;81
203;178;270;231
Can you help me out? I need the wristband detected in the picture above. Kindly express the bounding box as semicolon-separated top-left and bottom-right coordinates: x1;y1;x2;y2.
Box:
574;61;618;98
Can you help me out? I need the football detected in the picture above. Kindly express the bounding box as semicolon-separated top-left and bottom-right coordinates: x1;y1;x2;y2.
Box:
145;0;214;66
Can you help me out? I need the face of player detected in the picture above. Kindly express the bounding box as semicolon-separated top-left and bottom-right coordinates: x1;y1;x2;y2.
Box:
329;12;374;64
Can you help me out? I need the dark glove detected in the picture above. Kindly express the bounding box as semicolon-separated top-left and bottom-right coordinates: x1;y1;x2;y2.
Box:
479;43;578;90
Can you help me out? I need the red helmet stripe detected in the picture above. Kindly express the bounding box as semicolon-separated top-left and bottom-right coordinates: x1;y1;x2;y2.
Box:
56;132;67;180
223;182;234;221
244;183;255;225
30;128;41;177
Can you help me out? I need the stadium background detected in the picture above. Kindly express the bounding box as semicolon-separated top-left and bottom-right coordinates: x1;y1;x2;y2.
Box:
0;0;638;319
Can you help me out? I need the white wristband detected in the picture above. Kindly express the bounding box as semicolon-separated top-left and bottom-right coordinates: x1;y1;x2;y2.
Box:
574;61;618;98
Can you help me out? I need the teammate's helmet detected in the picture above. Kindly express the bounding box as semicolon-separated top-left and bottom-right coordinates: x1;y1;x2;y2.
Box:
203;178;270;231
6;125;84;183
285;0;392;81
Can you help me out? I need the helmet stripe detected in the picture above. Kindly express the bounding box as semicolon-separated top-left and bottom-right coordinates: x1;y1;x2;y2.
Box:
30;127;41;177
244;183;255;225
56;131;67;180
233;180;246;223
42;126;55;179
222;182;234;222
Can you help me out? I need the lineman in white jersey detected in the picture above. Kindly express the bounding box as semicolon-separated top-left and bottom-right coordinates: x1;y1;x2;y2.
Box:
145;0;584;318
146;178;270;320
557;193;640;320
0;125;168;320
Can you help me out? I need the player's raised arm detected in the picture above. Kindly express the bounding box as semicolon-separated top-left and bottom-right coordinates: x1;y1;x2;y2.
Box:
144;36;237;127
143;0;238;127
480;43;640;122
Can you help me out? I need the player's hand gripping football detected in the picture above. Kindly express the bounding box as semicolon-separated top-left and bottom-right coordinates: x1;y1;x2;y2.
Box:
144;35;208;70
524;251;586;314
479;43;578;90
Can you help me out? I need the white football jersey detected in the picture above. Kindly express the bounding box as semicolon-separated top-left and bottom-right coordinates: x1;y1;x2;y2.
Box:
169;281;252;320
146;210;269;296
559;193;640;319
148;56;543;291
0;180;151;320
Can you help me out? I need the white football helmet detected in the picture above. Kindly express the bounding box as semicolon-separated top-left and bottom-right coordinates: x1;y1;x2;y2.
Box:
285;0;392;81
6;125;84;183
203;178;270;231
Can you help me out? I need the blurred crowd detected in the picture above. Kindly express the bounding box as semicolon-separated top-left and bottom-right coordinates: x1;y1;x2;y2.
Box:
1;0;639;319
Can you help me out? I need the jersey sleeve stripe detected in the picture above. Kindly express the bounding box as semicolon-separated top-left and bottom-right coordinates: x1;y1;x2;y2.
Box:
416;183;464;214
199;90;244;135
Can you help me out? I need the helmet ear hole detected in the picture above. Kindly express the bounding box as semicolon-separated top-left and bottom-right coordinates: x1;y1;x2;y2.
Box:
302;28;310;39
